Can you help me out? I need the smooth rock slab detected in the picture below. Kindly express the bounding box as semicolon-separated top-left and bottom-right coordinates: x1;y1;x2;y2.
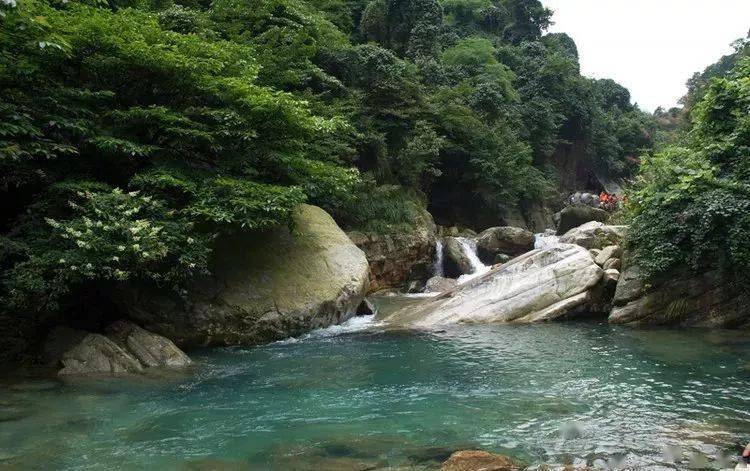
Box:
379;244;603;327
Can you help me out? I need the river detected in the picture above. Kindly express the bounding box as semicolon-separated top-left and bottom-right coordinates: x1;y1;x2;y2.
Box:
1;297;749;469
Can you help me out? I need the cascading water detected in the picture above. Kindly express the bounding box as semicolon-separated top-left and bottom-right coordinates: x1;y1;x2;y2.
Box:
433;239;444;278
455;237;491;284
534;230;560;250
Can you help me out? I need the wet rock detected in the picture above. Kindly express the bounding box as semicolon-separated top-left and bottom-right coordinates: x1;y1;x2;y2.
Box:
105;320;191;369
423;276;458;293
559;222;625;250
441;450;521;471
380;244;603;326
475;226;534;264
117;204;370;346
556;206;609;235
443;237;475;278
58;334;143;375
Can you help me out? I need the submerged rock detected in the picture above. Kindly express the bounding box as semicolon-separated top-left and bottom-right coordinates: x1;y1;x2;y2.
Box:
559;222;625;250
441;450;521;471
117;204;369;346
609;262;750;328
379;244;603;326
475;226;534;264
443;237;475;278
555;206;609;235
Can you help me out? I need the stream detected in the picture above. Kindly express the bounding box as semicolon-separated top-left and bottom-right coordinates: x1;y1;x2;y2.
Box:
1;296;749;469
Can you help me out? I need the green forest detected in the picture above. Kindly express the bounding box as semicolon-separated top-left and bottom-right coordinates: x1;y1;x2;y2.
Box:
1;0;749;364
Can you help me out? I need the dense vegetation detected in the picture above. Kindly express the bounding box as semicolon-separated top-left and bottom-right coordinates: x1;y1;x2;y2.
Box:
0;0;654;360
626;37;750;279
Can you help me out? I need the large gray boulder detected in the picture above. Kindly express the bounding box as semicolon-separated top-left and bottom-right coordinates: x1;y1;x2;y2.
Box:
58;333;143;375
347;208;436;292
379;244;604;326
559;221;626;250
106;320;191;368
442;237;475;278
475;226;534;265
609;262;750;328
46;322;192;375
117;204;369;346
556;206;610;235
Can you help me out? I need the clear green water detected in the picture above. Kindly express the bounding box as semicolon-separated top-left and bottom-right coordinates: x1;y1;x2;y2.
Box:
1;302;749;470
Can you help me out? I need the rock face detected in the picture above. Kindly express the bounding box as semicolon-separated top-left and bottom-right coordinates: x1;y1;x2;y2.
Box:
443;237;475;278
379;244;604;326
118;204;370;347
559;221;625;250
475;226;534;265
556;206;610;235
348;213;436;292
46;321;192;375
441;450;521;471
609;263;750;328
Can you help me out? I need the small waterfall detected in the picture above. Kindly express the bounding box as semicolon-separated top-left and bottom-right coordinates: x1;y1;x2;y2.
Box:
455;237;491;284
433;239;444;278
534;230;560;250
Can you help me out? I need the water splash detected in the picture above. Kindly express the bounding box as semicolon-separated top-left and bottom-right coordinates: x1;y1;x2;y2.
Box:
455;237;491;284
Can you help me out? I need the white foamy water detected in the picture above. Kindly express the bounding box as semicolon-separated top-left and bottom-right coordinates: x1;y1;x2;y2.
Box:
534;231;560;250
455;237;491;284
275;314;379;344
433;239;444;278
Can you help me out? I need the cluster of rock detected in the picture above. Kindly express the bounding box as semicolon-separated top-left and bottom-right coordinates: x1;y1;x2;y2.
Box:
44;320;191;375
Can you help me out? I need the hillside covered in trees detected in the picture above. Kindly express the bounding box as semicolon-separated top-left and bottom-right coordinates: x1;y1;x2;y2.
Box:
0;0;657;361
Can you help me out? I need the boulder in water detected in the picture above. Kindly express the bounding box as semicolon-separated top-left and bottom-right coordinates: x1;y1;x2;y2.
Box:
380;244;603;326
442;237;476;278
441;450;521;471
58;333;144;375
117;204;369;347
559;221;625;250
105;320;191;369
493;253;512;265
475;226;534;264
556;206;609;235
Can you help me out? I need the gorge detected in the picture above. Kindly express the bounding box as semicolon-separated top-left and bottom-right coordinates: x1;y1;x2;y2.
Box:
1;0;750;469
